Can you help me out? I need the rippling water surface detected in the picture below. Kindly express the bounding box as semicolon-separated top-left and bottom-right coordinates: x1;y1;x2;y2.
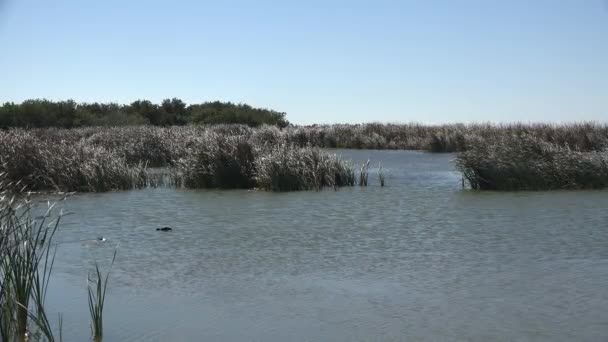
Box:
42;150;608;341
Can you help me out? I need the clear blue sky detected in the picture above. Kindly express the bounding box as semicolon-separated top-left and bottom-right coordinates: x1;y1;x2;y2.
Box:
0;0;606;124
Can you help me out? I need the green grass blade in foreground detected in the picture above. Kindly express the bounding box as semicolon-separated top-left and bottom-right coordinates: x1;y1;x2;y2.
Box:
88;249;117;341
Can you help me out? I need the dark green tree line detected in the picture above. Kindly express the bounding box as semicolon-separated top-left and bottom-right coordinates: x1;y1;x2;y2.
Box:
0;99;289;128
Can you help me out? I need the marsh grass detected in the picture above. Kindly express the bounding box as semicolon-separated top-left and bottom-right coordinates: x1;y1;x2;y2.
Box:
0;173;124;342
456;134;608;190
3;123;607;192
255;144;355;191
174;132;256;189
284;122;608;152
0;175;64;342
378;163;385;187
0;130;147;192
358;160;370;186
132;128;356;191
1;126;359;192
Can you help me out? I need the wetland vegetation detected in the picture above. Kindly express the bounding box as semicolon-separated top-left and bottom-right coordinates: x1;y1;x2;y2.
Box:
1;113;607;192
0;117;606;341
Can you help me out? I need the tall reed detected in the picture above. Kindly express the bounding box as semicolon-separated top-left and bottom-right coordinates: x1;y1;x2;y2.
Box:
0;173;123;341
87;250;117;342
0;174;63;342
358;160;370;186
378;163;385;187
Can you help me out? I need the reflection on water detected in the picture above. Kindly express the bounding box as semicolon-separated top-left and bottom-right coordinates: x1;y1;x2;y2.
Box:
40;150;608;341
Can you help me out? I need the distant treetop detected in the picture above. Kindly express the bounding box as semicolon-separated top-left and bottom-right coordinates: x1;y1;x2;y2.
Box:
0;98;289;128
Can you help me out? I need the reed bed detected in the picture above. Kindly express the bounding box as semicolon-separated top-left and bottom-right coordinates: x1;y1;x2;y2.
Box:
1;173;122;341
0;173;63;341
255;144;355;191
173;131;257;189
88;251;117;342
2;122;607;192
283;122;608;152
456;134;608;190
0;130;147;192
1;126;357;192
173;130;356;191
358;160;370;186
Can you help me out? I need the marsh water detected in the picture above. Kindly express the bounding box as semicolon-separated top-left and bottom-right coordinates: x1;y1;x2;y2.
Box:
43;150;608;341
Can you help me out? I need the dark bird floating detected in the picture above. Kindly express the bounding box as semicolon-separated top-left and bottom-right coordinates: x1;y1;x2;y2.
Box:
156;227;173;232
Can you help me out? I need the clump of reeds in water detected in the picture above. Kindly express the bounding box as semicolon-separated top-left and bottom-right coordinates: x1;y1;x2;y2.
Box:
0;173;63;342
1;173;121;341
0;127;361;193
173;131;257;189
171;128;357;191
0;130;148;192
254;144;355;191
88;250;117;342
358;160;370;186
378;163;385;187
456;134;608;190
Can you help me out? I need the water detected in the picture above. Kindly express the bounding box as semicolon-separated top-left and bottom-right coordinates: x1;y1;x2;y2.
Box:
41;150;608;341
